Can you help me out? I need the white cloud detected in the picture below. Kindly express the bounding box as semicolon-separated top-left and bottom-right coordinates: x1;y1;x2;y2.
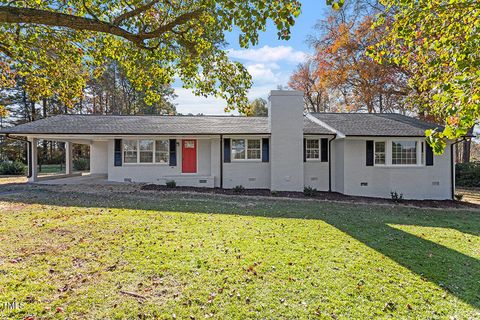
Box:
173;45;307;114
173;88;229;115
246;63;280;84
228;45;307;64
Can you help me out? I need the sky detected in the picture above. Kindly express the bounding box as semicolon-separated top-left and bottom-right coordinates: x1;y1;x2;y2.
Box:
173;0;330;115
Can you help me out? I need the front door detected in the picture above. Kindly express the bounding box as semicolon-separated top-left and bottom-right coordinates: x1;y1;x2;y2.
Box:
182;139;197;173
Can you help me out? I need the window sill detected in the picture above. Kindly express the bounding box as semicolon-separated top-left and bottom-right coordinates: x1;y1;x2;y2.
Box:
123;163;170;166
374;165;425;168
230;159;263;163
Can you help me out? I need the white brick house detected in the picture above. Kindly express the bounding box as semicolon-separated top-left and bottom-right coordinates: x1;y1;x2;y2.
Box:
0;90;458;200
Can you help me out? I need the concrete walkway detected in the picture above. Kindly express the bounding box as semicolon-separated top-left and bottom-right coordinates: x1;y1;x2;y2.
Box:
34;174;123;185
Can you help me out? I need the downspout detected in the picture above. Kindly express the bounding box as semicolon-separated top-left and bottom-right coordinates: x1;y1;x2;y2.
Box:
328;135;336;192
450;137;468;200
4;134;32;178
220;134;223;189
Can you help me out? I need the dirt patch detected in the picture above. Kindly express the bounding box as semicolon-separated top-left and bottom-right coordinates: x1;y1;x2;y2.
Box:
0;201;27;211
141;184;480;210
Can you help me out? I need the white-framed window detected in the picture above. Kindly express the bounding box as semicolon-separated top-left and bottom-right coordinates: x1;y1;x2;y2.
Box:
374;141;386;165
372;139;425;166
155;140;169;163
392;140;417;165
123;140;138;164
123;139;170;164
231;138;261;160
306;139;320;160
139;140;154;163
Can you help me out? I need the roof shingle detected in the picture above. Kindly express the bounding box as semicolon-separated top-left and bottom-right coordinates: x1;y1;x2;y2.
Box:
310;113;443;137
0;113;441;137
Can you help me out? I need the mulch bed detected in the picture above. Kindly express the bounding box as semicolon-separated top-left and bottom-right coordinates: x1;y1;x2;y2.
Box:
141;184;480;209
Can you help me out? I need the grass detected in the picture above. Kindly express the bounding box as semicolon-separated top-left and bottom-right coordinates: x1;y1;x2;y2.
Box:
0;184;479;319
37;164;65;174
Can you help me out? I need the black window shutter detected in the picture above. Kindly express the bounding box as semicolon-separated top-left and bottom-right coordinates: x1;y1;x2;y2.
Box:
114;139;122;166
321;138;328;162
426;143;434;166
262;138;269;162
303;138;306;162
169;139;177;166
224;138;231;163
366;140;374;166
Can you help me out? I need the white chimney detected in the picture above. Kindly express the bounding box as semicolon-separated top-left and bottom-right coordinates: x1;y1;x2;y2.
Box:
268;90;304;191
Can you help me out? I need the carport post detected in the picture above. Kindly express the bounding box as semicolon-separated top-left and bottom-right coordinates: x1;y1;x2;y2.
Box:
65;141;73;175
27;137;38;182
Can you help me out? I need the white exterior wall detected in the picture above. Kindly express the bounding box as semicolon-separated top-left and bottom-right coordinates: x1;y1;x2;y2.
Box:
332;139;345;194
269;90;304;191
90;141;108;174
210;138;221;188
339;138;452;200
107;138;215;187
304;161;329;191
303;135;331;191
223;162;271;189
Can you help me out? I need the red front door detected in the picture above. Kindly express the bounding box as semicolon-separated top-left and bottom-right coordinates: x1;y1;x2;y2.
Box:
182;139;197;173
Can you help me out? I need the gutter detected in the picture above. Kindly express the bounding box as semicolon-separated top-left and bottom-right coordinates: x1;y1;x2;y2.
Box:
220;134;223;189
3;134;32;178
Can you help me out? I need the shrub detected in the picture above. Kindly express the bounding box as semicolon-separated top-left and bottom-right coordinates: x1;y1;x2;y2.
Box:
303;186;317;197
233;185;245;193
456;162;480;187
390;191;404;203
166;180;176;188
454;193;464;201
0;161;27;175
73;158;89;171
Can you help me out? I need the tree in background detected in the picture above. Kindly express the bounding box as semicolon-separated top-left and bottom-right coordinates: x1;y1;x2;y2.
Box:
366;0;479;153
84;61;177;115
289;59;330;112
241;98;268;117
290;1;409;114
0;0;300;114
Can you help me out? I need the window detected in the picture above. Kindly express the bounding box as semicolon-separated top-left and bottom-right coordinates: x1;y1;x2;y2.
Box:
247;139;261;159
124;139;170;164
139;140;154;163
123;140;137;163
232;139;246;160
155;140;169;163
306;139;319;160
231;139;261;160
392;141;417;165
374;141;386;165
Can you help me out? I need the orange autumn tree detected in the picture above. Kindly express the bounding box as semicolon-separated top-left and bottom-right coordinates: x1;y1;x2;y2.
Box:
290;13;409;113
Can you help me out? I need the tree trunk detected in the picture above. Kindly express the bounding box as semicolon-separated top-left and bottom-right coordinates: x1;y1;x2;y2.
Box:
31;101;36;121
462;139;471;163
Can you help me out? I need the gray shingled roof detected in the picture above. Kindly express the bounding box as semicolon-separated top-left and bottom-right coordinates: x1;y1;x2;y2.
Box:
0;115;270;135
311;113;443;137
0;113;440;137
303;116;336;134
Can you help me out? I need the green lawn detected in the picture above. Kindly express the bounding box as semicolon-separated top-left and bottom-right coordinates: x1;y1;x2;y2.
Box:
0;187;479;319
37;164;65;174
